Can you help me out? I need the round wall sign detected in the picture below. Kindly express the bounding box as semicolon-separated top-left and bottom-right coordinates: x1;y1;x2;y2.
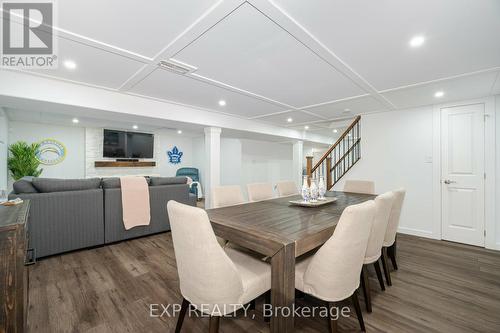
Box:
36;138;67;165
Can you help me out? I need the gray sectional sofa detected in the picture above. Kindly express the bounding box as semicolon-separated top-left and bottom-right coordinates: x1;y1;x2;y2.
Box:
10;176;196;258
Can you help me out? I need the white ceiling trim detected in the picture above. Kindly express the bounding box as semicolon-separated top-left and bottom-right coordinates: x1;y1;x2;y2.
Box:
251;0;397;110
188;72;296;109
249;94;370;120
55;28;153;63
379;67;500;93
119;0;244;91
248;108;295;119
281;118;333;127
300;109;329;120
297;93;372;111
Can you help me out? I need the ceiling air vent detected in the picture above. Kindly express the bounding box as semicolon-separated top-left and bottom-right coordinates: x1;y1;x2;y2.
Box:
158;59;197;75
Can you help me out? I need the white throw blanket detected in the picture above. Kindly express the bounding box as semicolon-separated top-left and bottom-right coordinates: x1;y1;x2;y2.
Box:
186;177;203;199
120;176;151;230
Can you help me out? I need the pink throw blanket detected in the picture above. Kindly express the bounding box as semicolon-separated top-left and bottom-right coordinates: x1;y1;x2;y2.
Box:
120;176;150;230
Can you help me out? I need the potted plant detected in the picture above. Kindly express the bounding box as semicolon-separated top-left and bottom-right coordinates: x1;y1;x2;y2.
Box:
7;141;43;181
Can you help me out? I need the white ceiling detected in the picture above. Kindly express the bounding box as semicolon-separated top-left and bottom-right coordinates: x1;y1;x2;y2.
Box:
173;3;365;107
5;0;500;138
272;0;500;90
57;0;219;58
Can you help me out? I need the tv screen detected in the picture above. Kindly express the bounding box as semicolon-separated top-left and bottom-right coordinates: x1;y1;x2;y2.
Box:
103;129;154;158
103;129;127;158
127;132;154;158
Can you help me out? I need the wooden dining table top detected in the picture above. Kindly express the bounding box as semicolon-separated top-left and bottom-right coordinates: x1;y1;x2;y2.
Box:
207;191;376;258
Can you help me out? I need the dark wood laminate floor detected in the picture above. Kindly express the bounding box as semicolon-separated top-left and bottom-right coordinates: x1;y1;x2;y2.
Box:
28;233;500;333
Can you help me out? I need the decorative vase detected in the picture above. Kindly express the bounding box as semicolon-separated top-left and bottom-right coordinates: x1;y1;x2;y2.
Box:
301;176;310;202
310;177;319;202
318;176;326;201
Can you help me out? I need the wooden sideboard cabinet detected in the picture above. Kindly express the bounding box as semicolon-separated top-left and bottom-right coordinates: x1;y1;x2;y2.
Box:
0;201;31;333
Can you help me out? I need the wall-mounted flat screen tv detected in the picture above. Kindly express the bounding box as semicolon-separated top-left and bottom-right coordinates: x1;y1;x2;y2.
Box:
103;129;154;158
127;132;154;158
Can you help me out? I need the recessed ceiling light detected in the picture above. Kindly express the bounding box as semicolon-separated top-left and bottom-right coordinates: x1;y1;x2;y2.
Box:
63;60;77;70
287;117;293;123
304;125;309;130
409;35;425;48
434;91;444;98
344;108;351;112
218;100;226;106
72;118;79;124
333;129;338;133
177;130;182;134
132;125;138;130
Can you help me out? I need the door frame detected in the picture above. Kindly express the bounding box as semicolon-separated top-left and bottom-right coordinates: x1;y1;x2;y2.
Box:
432;96;496;249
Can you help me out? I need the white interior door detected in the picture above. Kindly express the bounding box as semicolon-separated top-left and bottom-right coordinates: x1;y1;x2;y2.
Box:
441;104;485;246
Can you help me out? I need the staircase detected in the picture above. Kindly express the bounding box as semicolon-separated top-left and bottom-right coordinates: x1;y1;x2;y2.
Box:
306;116;361;190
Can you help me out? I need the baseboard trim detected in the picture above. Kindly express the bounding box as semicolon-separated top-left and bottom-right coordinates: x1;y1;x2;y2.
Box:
398;226;437;239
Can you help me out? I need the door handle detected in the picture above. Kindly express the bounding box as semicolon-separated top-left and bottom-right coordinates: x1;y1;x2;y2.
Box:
443;180;457;184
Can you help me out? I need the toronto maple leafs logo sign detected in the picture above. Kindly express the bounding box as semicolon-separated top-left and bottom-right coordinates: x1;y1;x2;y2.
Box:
167;146;183;164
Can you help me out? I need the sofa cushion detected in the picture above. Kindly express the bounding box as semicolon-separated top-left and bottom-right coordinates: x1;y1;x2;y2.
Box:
32;178;102;193
101;177;121;189
150;176;187;186
13;177;38;194
101;177;151;189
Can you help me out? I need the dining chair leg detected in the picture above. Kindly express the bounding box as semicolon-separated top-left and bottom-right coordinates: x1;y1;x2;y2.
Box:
264;291;271;323
388;239;398;270
175;298;189;333
373;259;385;291
327;302;338;333
351;290;366;332
295;289;305;299
209;316;220;333
381;247;392;286
360;265;372;312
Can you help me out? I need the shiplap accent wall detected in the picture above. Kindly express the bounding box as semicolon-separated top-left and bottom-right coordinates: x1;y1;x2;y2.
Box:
84;128;159;178
84;128;197;178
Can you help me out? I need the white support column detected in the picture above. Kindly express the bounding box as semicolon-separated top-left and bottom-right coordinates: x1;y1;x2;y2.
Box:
292;141;304;189
204;127;221;209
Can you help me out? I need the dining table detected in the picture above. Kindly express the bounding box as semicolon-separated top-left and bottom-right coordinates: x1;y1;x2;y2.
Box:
206;191;376;333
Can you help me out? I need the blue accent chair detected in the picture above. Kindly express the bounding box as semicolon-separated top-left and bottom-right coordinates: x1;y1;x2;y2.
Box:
176;167;200;198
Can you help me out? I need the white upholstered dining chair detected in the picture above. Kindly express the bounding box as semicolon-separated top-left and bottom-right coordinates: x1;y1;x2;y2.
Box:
360;191;395;312
343;180;375;194
294;200;376;332
167;201;271;333
381;188;406;286
211;185;246;208
211;185;246;247
246;182;274;202
275;181;299;197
